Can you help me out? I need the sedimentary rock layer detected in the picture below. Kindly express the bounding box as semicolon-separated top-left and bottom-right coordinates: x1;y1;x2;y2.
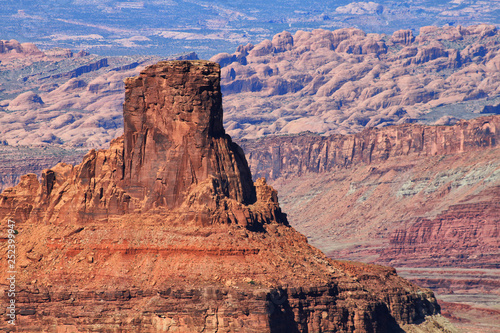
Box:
240;116;500;331
242;115;500;181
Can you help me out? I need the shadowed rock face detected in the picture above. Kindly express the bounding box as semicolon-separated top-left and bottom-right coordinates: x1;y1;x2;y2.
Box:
122;61;256;208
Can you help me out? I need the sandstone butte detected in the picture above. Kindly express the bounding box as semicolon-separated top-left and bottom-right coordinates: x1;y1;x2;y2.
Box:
0;61;455;332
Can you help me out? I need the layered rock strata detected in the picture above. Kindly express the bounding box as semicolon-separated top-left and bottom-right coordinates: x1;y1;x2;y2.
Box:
0;61;447;332
241;116;500;268
240;116;500;331
242;116;500;181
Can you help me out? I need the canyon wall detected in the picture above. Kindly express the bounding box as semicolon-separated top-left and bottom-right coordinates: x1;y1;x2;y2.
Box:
241;116;500;332
242;116;500;181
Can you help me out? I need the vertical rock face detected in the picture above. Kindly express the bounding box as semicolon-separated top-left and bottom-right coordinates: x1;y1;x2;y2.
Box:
121;61;255;208
391;29;415;45
242;116;500;181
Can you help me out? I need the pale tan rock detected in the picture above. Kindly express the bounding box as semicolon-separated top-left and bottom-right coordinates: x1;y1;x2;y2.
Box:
391;29;415;45
6;91;44;111
212;25;500;139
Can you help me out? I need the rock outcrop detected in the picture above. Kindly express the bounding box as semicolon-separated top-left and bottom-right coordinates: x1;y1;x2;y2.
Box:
121;61;255;209
0;40;43;56
41;58;109;80
0;61;447;332
391;29;415;46
385;188;500;268
241;115;500;267
6;91;44;111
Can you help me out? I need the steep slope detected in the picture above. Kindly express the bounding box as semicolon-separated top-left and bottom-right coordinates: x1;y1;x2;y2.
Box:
0;60;451;332
213;25;500;139
241;116;500;332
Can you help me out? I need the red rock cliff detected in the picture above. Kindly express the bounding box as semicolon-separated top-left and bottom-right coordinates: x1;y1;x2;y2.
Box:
242;116;500;181
121;61;256;208
240;116;500;331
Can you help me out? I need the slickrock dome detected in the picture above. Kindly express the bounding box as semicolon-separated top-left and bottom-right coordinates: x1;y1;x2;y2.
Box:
0;61;452;332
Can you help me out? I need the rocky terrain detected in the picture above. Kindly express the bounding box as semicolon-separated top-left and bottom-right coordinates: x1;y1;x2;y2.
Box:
213;24;500;139
0;23;498;332
0;60;454;332
0;40;198;148
240;115;500;332
0;145;87;197
2;24;500;151
2;0;500;58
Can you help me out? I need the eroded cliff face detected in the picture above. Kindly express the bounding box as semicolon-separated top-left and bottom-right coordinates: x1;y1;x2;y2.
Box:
242;116;500;181
241;116;500;270
0;61;269;227
121;61;255;208
241;116;500;331
0;61;447;332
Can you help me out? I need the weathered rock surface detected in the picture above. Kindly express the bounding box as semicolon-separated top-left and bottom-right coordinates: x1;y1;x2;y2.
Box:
0;145;86;194
0;61;448;332
121;61;255;209
0;40;43;57
242;116;500;181
6;91;44;111
212;24;500;139
0;42;161;147
240;115;500;331
2;24;500;148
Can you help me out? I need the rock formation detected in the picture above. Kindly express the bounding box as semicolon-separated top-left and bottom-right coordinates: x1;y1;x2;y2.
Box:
0;61;450;332
2;25;500;148
241;116;500;180
0;50;160;148
240;115;500;332
0;40;43;57
6;91;44;111
121;61;255;209
212;24;500;139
